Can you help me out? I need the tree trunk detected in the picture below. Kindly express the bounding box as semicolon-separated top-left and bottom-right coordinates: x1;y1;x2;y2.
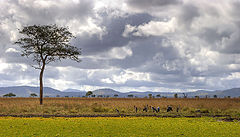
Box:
39;63;45;105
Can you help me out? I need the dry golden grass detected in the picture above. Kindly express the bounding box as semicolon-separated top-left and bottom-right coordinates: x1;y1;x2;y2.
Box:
0;97;239;117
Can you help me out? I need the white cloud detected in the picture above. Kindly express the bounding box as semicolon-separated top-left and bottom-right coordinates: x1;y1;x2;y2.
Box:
47;78;75;91
123;17;176;37
5;48;19;53
112;70;150;84
221;72;240;80
108;46;132;59
0;60;9;73
228;64;240;71
84;46;132;60
64;17;106;38
101;78;114;84
122;24;136;37
134;18;176;36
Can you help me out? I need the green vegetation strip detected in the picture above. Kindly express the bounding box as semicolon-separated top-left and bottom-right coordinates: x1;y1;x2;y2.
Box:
0;117;239;137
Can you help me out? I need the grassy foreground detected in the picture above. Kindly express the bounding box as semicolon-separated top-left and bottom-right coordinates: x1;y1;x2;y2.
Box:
0;117;239;137
0;98;240;117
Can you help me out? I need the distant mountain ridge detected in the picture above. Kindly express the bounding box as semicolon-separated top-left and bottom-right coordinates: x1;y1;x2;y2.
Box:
0;86;85;97
92;88;120;96
0;86;240;98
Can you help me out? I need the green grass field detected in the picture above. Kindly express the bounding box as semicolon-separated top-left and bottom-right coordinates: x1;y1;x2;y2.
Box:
0;117;239;137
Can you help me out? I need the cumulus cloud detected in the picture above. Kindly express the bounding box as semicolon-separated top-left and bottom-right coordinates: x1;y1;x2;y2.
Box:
123;17;176;37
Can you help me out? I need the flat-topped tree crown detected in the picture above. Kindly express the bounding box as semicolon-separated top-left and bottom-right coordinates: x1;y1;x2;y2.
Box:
15;24;81;104
15;24;81;68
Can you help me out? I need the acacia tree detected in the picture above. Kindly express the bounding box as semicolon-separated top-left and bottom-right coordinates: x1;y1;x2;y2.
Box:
174;93;178;98
3;93;16;97
15;24;81;105
148;94;152;99
30;93;38;97
86;91;93;97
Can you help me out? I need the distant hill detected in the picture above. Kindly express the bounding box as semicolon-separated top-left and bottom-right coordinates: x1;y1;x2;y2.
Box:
62;89;85;93
0;86;239;98
0;86;85;97
61;89;86;97
217;88;240;97
92;88;120;96
0;86;61;97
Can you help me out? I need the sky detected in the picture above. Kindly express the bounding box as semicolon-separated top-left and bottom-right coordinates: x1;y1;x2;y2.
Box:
1;0;240;92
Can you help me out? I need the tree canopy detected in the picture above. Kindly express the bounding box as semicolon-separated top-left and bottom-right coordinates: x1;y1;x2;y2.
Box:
3;93;16;97
15;24;81;69
30;93;38;97
86;91;93;97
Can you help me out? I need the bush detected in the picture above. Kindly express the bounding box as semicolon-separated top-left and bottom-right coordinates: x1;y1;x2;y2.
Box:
92;106;109;112
200;109;209;113
3;93;16;97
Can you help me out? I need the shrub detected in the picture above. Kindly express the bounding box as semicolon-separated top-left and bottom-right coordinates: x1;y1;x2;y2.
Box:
3;93;16;97
201;109;209;113
92;106;109;112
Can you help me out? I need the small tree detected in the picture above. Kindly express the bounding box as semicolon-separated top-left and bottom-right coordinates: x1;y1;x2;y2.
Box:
114;94;119;98
213;95;217;98
3;93;16;97
148;94;152;99
15;24;81;105
30;93;38;97
156;94;161;98
127;94;134;98
182;93;188;98
174;93;178;98
195;96;199;99
86;91;93;97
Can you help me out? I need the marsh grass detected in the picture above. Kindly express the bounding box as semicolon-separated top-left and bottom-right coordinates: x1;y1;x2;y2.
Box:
0;98;239;117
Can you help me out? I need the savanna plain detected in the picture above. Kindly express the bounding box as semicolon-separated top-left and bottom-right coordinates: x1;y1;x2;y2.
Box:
0;98;239;136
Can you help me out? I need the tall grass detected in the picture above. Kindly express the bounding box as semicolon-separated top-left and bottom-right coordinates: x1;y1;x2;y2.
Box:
0;98;239;117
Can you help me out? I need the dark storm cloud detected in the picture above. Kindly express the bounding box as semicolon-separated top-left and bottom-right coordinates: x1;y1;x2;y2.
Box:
0;30;10;56
178;4;200;28
10;0;94;24
219;31;240;54
200;28;232;45
109;37;161;69
126;0;182;8
109;36;182;71
44;13;154;69
51;57;110;69
73;13;153;55
230;0;240;19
